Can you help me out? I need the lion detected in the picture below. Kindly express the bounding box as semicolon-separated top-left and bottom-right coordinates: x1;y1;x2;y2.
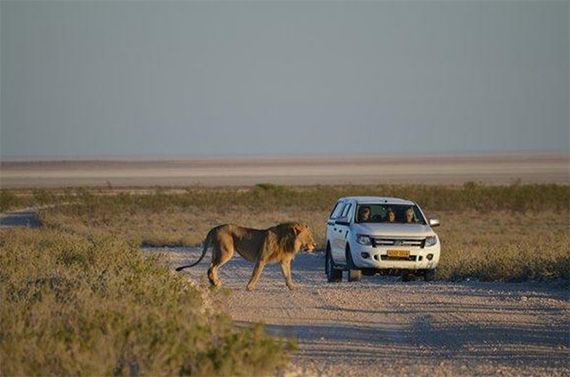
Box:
175;222;316;291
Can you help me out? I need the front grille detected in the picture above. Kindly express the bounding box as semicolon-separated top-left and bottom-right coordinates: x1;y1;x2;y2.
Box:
371;237;426;248
379;255;417;262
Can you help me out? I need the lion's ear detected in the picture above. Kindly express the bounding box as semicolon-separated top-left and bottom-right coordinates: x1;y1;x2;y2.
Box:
293;224;304;236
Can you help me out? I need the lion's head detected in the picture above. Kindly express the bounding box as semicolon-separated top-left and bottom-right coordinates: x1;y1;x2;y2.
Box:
292;223;316;253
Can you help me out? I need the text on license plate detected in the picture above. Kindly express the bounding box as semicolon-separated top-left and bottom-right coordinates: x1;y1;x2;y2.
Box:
387;250;410;258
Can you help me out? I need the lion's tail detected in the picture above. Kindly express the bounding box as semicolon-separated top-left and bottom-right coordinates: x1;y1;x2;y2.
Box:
175;227;216;272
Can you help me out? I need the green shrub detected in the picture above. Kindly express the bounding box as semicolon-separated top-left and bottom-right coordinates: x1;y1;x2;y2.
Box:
0;189;21;211
32;188;57;207
0;228;292;376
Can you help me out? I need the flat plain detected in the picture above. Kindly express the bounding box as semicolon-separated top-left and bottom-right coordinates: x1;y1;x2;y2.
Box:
1;153;568;188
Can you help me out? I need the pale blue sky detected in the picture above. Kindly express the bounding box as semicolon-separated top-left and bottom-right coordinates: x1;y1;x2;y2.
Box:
1;1;568;159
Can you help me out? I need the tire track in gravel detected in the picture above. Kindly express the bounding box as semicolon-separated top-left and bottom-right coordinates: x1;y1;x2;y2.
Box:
150;246;570;377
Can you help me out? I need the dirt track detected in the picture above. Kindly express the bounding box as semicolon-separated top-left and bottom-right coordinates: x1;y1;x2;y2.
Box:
155;247;569;377
0;208;40;229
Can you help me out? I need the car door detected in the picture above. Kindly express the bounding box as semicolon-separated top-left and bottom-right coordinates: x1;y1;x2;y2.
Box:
331;201;354;265
326;200;345;252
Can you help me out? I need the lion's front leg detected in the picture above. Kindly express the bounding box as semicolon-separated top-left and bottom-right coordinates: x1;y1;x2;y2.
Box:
246;258;267;291
280;260;295;290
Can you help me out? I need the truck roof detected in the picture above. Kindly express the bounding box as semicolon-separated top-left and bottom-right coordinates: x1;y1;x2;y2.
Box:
336;196;416;205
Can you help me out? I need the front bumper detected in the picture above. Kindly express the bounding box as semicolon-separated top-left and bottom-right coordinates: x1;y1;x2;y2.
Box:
350;243;440;270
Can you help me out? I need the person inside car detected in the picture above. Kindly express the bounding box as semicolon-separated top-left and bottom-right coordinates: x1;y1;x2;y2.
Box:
358;206;371;222
405;208;417;223
386;208;396;223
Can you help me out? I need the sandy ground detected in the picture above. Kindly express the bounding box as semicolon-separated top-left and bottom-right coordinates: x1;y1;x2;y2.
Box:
155;246;570;377
1;154;568;188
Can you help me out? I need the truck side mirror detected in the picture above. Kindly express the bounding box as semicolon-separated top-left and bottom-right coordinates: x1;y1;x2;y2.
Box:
429;218;440;227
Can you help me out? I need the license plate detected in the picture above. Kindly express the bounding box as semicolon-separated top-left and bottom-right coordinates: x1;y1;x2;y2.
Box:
387;250;410;258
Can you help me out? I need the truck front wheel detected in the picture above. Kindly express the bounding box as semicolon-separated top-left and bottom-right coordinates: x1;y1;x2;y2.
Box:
424;269;436;282
346;246;362;282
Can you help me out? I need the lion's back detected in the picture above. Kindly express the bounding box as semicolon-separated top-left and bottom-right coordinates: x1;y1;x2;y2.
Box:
212;224;265;261
211;222;307;262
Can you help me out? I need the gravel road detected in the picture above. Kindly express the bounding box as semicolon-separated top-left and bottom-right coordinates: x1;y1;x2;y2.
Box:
0;208;40;229
154;247;569;377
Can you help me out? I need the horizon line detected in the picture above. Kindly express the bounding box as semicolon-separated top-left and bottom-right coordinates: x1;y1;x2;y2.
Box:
1;149;568;164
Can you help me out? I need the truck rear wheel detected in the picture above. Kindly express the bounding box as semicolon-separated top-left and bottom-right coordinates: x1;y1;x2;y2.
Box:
326;248;342;283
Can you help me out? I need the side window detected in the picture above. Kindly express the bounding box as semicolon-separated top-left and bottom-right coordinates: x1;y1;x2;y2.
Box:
412;206;426;224
329;201;344;219
341;203;352;218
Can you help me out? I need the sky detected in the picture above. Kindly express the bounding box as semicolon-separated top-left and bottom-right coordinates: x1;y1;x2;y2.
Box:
1;1;568;159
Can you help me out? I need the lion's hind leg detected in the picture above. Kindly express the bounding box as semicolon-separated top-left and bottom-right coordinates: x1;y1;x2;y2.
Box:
207;239;234;288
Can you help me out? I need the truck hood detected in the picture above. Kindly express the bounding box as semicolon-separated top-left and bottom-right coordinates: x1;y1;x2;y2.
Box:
354;223;435;238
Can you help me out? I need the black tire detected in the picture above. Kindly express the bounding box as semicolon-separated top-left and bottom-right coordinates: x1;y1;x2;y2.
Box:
346;246;362;282
424;269;436;282
326;248;342;283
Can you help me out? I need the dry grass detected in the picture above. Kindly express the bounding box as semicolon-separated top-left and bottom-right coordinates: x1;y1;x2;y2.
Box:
1;183;568;375
3;181;569;213
33;184;570;283
435;211;569;281
40;207;328;248
0;228;294;376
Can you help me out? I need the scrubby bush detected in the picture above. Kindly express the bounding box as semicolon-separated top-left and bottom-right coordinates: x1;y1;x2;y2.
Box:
438;233;570;283
7;183;570;284
0;189;21;211
0;228;293;376
4;183;569;214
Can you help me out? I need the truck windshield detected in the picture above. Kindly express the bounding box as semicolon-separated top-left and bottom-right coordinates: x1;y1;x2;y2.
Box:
355;204;426;225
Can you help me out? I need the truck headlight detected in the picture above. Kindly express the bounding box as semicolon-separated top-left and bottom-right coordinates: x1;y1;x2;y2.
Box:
425;236;437;247
356;234;372;245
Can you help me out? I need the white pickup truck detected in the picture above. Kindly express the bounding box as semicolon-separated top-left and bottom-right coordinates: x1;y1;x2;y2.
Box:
325;196;441;282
